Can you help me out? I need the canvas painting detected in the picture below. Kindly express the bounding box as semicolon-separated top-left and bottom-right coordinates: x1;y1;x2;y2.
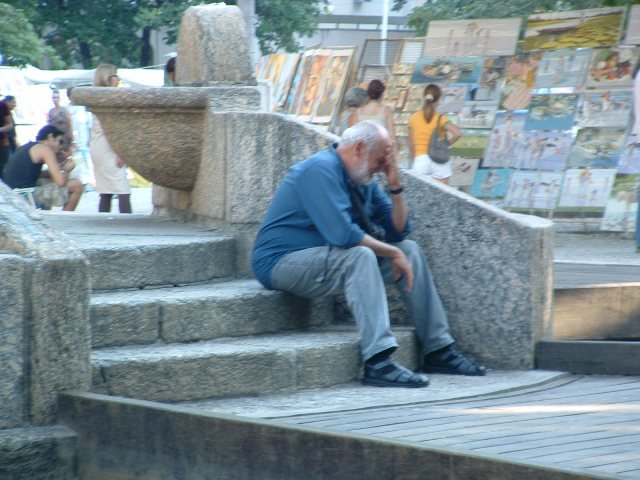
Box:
437;85;468;114
470;168;511;198
504;171;564;210
500;53;542;111
577;90;633;128
297;50;331;121
313;49;354;123
618;138;640;174
451;130;490;158
524;94;579;131
412;56;484;85
568;127;627;168
457;103;498;129
475;57;508;103
511;131;574;171
586;46;640;88
558;168;616;208
623;5;640;45
600;174;639;232
534;48;591;88
523;7;625;52
450;157;480;188
424;19;521;56
285;50;314;115
273;54;301;112
483;111;527;168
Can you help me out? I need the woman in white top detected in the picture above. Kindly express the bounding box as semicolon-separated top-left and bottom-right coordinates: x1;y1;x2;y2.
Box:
348;79;396;138
90;64;132;213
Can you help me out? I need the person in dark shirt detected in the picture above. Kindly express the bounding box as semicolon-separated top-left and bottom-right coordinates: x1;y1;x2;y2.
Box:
252;121;485;389
3;125;83;211
0;95;16;179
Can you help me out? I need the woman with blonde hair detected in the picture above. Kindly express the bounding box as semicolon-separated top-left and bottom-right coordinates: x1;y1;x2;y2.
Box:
408;84;461;184
348;79;396;138
89;64;132;213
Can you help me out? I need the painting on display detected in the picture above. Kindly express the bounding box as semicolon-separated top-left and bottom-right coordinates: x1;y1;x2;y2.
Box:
600;174;639;232
567;127;628;168
504;171;564;210
558;168;616;208
424;19;521;56
411;56;484;85
450;157;481;188
313;49;354;123
475;57;508;103
534;48;591;88
437;85;468;114
511;131;574;171
524;94;579;131
285;50;314;115
451;129;490;158
500;53;541;111
585;46;640;88
273;54;301;112
297;50;331;121
470;168;511;198
618;138;640;174
457;103;498;129
623;5;640;45
522;7;626;52
483;112;527;168
577;90;633;128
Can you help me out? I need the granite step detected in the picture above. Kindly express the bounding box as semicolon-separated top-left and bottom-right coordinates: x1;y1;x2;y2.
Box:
90;278;332;348
536;340;640;375
90;327;419;403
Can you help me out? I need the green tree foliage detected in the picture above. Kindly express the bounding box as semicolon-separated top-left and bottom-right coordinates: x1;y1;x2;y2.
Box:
0;2;47;66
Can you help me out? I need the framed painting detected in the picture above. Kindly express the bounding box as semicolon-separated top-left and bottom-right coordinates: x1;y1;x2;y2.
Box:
313;49;355;123
522;7;626;52
273;54;301;112
451;129;491;158
450;157;480;188
600;174;639;232
534;48;591;88
524;94;579;131
475;57;508;103
577;90;633;128
457;103;498;129
483;111;527;168
504;171;564;210
411;56;484;85
558;168;616;208
297;49;331;121
285;50;314;115
585;46;640;88
499;53;542;111
617;137;640;174
567;127;628;168
511;131;574;171
425;18;521;56
470;168;511;198
623;5;640;45
438;85;469;114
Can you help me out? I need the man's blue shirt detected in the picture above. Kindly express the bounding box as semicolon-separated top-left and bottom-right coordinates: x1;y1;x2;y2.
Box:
251;145;411;289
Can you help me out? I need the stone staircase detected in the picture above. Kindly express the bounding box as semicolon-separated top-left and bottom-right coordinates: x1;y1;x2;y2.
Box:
45;214;418;405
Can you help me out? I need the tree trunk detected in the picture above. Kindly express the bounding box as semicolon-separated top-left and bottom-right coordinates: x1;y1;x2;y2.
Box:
140;27;153;67
79;41;92;69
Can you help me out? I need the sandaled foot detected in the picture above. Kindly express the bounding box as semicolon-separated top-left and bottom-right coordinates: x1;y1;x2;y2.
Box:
363;358;429;388
423;344;486;376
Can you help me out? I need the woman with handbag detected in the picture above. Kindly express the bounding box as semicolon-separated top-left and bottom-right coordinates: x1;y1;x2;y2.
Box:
408;84;462;184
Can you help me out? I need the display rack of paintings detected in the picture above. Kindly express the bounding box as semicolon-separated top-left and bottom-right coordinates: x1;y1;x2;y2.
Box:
522;7;626;52
312;48;356;124
424;19;521;57
601;174;639;232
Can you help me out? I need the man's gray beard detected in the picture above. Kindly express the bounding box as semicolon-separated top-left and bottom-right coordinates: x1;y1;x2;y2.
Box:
348;158;372;185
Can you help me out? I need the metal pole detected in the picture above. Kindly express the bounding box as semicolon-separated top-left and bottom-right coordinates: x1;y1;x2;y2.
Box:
380;0;389;66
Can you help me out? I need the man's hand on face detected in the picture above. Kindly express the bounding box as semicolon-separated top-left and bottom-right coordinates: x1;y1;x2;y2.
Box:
382;141;401;188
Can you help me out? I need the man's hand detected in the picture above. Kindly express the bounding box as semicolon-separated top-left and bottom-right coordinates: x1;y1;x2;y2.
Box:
390;248;413;292
116;156;125;168
382;141;401;189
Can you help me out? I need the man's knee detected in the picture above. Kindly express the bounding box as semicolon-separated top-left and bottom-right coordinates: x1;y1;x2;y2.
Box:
396;239;421;258
348;245;378;264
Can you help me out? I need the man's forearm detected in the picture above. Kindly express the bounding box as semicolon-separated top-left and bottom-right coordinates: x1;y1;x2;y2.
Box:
359;233;402;259
389;189;409;232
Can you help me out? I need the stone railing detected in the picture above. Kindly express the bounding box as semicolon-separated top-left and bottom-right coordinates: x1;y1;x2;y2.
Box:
0;183;91;427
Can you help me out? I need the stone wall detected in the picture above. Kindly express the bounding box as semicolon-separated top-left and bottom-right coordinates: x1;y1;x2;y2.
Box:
0;184;91;427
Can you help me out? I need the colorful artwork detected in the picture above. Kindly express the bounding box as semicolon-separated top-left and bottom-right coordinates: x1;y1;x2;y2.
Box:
437;85;468;114
523;7;625;52
623;5;640;45
500;53;541;111
450;157;480;188
313;50;354;123
273;54;301;112
524;94;579;131
534;48;591;88
424;19;521;56
600;174;639;232
568;127;627;168
285;51;314;115
412;56;484;85
483;111;527;168
470;168;511;198
504;171;564;210
558;168;616;208
617;138;640;174
475;57;508;103
297;50;331;120
586;46;640;88
457;103;498;129
511;131;574;171
577;90;633;128
451;129;490;158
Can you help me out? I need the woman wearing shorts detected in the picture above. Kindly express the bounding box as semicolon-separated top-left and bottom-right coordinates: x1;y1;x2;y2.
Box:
408;84;461;184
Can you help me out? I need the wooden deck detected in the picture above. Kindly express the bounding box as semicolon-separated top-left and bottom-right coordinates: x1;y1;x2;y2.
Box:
282;375;640;479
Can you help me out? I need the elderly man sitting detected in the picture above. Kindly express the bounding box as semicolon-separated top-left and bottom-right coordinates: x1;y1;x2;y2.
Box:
3;125;83;211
